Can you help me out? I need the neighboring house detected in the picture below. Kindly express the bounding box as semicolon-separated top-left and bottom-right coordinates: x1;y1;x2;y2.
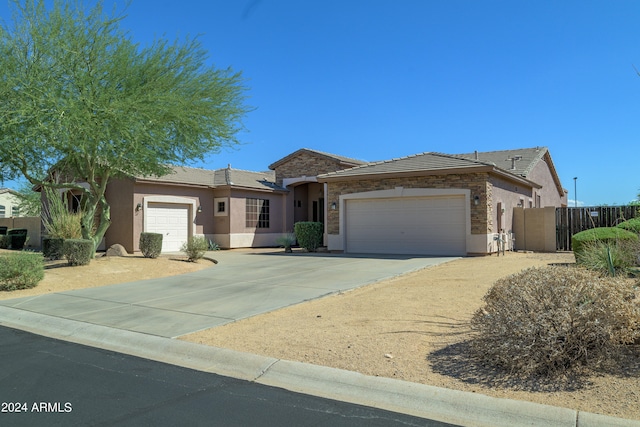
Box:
0;188;22;218
60;146;566;255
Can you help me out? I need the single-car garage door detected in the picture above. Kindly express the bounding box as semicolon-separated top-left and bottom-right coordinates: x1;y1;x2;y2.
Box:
145;203;190;252
345;196;466;255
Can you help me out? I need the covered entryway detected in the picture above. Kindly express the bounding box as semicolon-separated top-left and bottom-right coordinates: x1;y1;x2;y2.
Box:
145;203;190;252
345;195;466;255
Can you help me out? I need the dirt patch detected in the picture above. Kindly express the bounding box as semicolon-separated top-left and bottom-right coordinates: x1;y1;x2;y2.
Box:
181;251;640;421
0;251;213;301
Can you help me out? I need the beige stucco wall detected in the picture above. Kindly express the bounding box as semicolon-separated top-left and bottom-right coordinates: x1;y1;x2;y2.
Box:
526;152;567;207
0;216;42;250
512;206;557;252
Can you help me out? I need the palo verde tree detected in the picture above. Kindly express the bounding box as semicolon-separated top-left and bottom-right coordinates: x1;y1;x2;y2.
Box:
0;0;250;251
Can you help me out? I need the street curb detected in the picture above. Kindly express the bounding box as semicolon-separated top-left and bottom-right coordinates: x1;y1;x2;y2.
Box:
1;306;638;427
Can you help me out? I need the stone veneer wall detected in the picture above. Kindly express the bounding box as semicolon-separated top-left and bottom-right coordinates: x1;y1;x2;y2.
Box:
273;152;353;185
325;173;492;235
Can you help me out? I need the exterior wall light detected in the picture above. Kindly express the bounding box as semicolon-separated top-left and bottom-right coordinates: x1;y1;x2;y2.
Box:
473;195;480;205
135;203;142;212
331;202;337;210
197;205;202;213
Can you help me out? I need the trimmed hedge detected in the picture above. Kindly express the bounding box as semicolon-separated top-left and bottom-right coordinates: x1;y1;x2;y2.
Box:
181;236;208;262
617;217;640;234
7;228;28;250
572;227;638;258
294;222;323;252
0;252;45;291
43;237;65;260
0;235;8;249
140;232;163;258
63;239;94;266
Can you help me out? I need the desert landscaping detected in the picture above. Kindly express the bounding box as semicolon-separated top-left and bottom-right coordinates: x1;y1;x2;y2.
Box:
1;249;639;421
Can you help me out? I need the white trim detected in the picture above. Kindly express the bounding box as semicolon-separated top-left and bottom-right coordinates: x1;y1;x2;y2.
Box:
283;176;318;188
142;195;197;240
330;188;472;254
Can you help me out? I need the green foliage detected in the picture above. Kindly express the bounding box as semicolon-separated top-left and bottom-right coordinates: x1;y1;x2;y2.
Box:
294;222;323;252
617;217;640;234
572;227;637;258
181;236;208;262
0;0;251;252
7;228;28;250
0;252;44;291
575;240;637;276
471;266;640;377
275;232;296;252
63;239;94;266
42;237;65;260
14;181;42;216
41;186;82;239
208;239;220;251
139;232;163;259
0;235;8;249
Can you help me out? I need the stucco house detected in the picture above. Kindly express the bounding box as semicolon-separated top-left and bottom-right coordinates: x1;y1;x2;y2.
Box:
75;146;566;255
0;188;22;218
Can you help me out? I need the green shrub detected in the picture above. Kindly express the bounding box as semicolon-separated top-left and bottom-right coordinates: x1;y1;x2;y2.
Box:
0;252;45;291
42;186;83;239
576;240;637;276
139;232;163;259
0;226;7;235
181;236;208;262
7;229;28;250
471;266;640;377
294;222;323;252
572;227;637;258
0;235;9;249
275;232;296;252
63;239;94;266
617;217;640;234
43;237;65;260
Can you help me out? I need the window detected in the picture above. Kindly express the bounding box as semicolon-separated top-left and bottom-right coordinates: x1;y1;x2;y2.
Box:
0;205;4;218
214;197;228;217
246;198;269;228
11;206;19;217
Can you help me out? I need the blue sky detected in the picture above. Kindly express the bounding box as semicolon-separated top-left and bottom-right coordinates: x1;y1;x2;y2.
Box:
2;0;640;205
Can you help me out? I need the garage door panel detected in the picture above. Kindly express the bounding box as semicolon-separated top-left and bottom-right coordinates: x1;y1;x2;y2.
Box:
146;203;190;252
345;196;466;256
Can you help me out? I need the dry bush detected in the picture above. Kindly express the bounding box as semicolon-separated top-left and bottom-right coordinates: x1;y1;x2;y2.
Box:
471;266;640;377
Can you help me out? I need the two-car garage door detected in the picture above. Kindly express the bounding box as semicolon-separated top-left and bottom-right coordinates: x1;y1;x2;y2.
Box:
145;203;190;252
345;195;466;256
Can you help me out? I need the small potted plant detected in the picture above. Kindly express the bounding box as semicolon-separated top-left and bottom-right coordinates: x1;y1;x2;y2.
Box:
275;232;296;253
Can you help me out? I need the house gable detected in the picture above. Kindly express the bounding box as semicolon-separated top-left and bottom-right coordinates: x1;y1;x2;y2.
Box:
269;148;366;185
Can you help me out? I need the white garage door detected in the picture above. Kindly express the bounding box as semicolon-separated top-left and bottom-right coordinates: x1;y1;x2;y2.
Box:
345;196;466;255
145;203;190;252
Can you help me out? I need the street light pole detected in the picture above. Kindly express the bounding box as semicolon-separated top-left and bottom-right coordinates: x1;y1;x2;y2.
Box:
573;177;578;208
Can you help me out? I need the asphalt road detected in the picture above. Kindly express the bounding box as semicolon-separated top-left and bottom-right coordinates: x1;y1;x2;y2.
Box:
0;326;456;427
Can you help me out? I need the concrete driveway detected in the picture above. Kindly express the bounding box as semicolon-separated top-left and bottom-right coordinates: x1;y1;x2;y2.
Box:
0;250;457;338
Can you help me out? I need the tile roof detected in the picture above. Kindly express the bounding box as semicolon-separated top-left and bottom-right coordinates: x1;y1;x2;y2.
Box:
454;147;548;178
317;147;549;180
137;166;285;191
318;152;494;179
